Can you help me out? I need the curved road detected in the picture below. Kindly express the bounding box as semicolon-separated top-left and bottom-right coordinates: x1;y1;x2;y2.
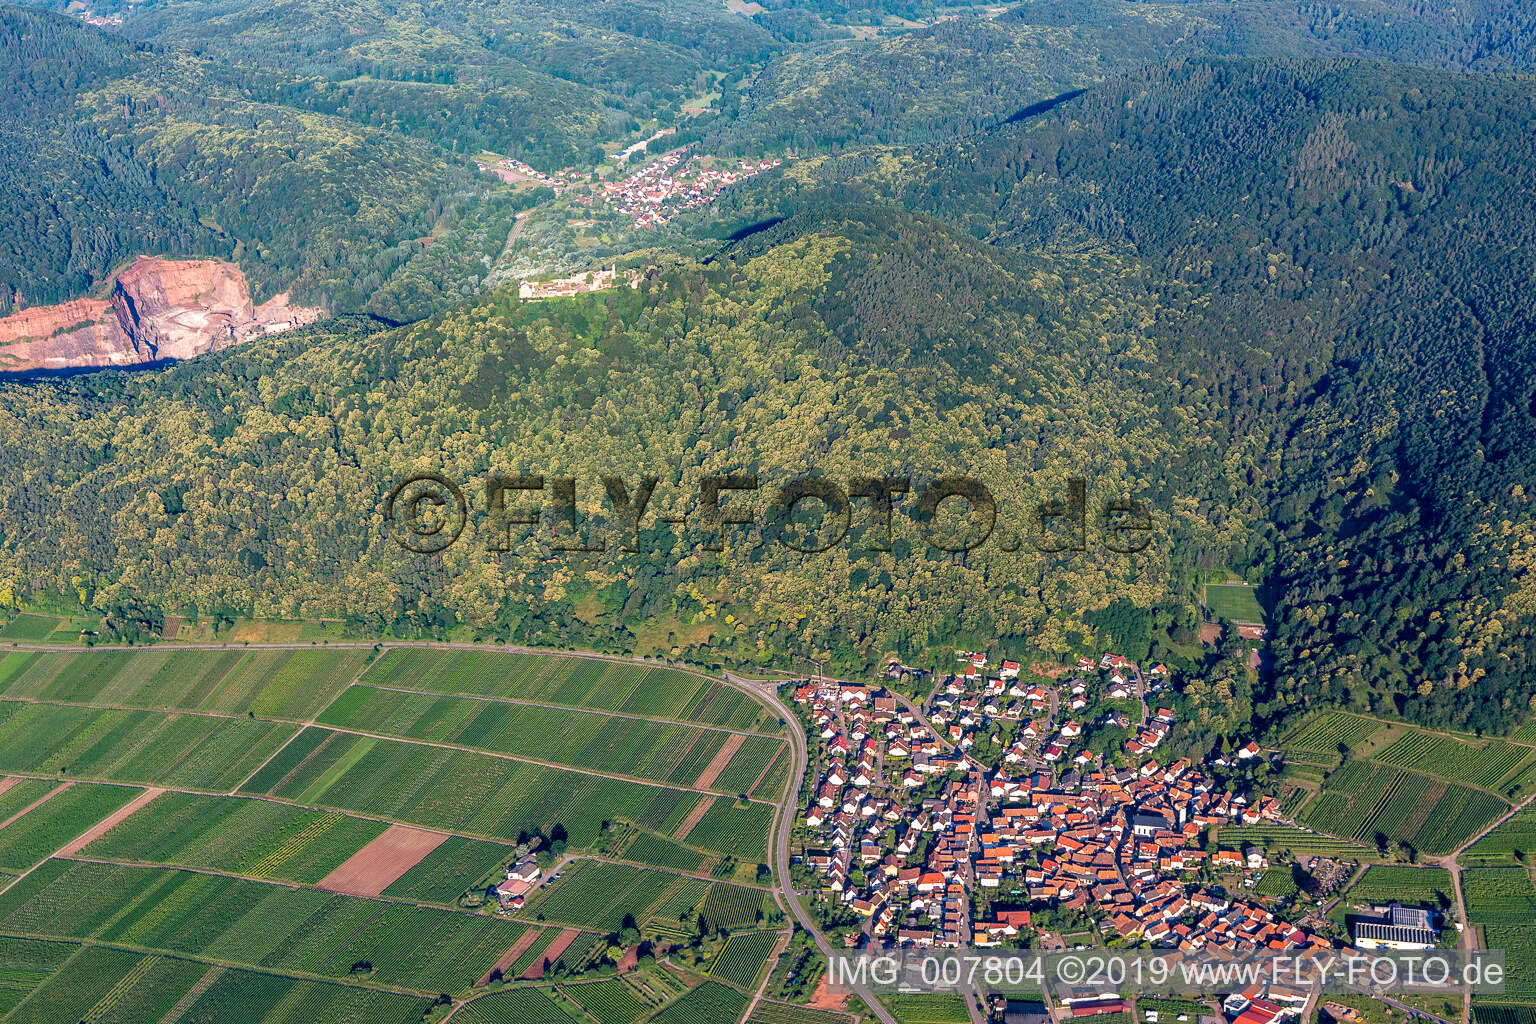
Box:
727;671;899;1024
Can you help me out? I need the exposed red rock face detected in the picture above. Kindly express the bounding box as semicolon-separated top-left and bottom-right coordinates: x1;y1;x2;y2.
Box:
0;258;321;373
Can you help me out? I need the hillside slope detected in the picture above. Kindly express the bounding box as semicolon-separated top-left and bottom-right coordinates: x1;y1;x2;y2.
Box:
0;208;1250;670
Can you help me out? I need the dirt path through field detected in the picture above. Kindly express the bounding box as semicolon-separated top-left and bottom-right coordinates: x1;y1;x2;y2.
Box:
521;927;580;979
0;781;71;832
477;927;543;986
317;824;448;898
694;735;745;791
0;777;24;800
57;787;161;856
673;796;715;842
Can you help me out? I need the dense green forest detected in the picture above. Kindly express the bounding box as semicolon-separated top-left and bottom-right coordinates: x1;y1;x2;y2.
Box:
0;205;1247;675
702;0;1536;155
700;56;1536;733
0;6;535;315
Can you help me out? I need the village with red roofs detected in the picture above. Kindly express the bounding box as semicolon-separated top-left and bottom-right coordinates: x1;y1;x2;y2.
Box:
786;648;1436;1024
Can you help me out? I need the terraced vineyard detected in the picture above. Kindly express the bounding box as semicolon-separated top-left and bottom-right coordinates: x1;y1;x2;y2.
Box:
1463;868;1536;1007
0;645;788;1010
239;726;776;858
80;791;388;884
0;859;531;994
1215;824;1368;856
0;782;139;872
358;650;773;732
1464;806;1536;865
0;937;74;1015
700;881;770;931
649;980;750;1024
458;986;582;1024
884;993;974;1023
1372;731;1536;798
0;702;297;790
562;978;655;1024
748;1003;856;1024
1280;712;1385;759
707;930;779;987
616;832;707;872
381;834;515;904
1298;761;1506;854
316;684;785;789
0;648;369;718
0;942;431;1023
526;860;698;932
1347;865;1454;906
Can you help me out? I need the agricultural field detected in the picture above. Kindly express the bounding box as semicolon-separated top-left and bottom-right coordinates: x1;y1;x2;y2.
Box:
1140;999;1209;1023
358;650;774;732
0;702;298;791
1205;584;1266;623
1298;760;1506;854
0;782;140;871
1279;712;1385;759
1215;824;1368;857
707;930;779;988
0;859;531;995
1463;868;1536;1006
649;980;750;1024
884;993;974;1023
562;978;656;1024
80;791;389;885
1475;1007;1536;1024
1346;865;1454;907
239;727;775;859
1372;730;1536;799
701;881;770;931
381;834;515;904
616;832;707;872
749;1003;856;1024
171;968;430;1024
0;649;370;719
316;684;785;789
458;986;583;1024
0;778;60;823
0;937;75;1015
0;615;60;641
526;859;697;932
1252;869;1300;900
1464;806;1536;865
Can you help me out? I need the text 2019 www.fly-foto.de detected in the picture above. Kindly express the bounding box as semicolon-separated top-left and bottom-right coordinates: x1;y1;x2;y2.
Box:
385;473;1155;558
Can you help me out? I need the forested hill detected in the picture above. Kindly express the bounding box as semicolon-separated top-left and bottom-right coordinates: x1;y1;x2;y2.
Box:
0;5;519;318
706;57;1536;732
0;207;1256;710
918;59;1536;734
701;0;1536;156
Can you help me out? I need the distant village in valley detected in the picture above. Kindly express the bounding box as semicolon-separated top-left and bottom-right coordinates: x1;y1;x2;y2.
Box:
789;647;1450;1024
